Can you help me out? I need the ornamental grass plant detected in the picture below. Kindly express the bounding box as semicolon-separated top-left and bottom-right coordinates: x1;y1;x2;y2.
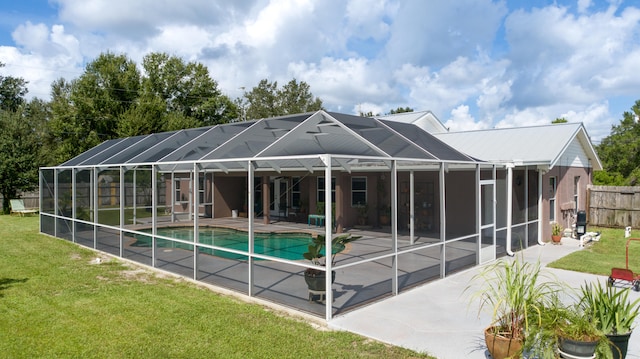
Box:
468;258;561;345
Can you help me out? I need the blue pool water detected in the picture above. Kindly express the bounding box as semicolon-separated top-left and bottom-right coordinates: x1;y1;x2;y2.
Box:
133;227;313;261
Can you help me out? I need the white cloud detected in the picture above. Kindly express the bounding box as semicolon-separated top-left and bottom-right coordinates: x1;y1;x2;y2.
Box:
2;22;82;99
577;0;592;13
287;57;396;114
0;0;638;143
445;105;490;132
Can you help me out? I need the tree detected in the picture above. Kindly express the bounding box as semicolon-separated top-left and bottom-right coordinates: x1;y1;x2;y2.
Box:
47;52;141;161
0;62;28;112
278;79;323;115
0;99;47;213
244;79;279;120
595;100;640;185
552;117;568;124
389;107;414;114
48;52;239;161
243;79;322;120
139;52;237;131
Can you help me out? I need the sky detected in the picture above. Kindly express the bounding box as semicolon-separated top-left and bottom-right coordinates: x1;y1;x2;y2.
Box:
1;0;639;142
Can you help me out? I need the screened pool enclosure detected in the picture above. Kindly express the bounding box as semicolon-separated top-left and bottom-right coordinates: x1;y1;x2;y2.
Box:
40;111;541;321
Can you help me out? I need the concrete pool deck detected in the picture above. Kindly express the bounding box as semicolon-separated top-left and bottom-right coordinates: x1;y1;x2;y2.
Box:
329;238;640;359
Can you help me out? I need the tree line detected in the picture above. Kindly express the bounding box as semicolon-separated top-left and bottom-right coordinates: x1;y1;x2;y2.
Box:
1;51;639;212
0;52;324;212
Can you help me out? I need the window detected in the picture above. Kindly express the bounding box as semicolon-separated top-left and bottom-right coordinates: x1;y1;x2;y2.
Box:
549;177;557;221
292;177;301;208
351;177;367;206
317;177;336;203
198;175;205;204
574;176;580;211
174;180;181;204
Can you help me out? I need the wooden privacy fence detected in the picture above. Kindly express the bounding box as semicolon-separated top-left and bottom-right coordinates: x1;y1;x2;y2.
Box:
588;185;640;228
0;192;39;210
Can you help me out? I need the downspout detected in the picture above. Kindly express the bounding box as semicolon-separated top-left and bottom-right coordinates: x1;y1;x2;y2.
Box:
506;163;515;256
537;169;546;245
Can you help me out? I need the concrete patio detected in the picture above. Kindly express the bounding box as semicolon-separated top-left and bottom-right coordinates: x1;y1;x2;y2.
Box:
329;238;640;359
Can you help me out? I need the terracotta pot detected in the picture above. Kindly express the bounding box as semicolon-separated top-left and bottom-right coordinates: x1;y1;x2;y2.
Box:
484;326;522;359
552;235;562;243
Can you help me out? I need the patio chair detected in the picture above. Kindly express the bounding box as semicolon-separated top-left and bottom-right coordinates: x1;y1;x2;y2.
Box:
10;199;38;216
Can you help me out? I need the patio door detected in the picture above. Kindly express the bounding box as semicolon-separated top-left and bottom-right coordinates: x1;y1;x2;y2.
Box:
270;177;288;218
480;180;496;264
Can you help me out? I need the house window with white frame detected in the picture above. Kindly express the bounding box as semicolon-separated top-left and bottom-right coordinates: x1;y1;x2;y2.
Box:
317;177;336;203
351;177;367;207
549;176;557;221
174;180;182;204
198;175;205;205
292;177;301;208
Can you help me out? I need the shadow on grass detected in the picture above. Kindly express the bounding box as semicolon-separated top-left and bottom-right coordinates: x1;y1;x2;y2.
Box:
0;277;29;297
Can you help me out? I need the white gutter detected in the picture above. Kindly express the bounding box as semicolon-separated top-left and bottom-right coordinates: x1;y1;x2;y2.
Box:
537;169;546;245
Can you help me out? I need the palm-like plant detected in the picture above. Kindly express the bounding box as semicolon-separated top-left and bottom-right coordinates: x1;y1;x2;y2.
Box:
580;281;640;335
303;233;361;267
469;258;561;355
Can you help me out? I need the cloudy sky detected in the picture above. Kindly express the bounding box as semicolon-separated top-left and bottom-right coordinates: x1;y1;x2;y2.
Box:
1;0;639;141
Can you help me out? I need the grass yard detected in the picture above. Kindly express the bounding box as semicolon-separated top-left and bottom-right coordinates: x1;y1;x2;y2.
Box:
548;226;640;276
0;215;432;359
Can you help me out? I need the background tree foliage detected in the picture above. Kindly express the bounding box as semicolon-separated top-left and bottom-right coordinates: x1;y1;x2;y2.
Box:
0;63;28;112
389;107;414;114
243;79;322;120
0;68;48;212
594;100;640;185
47;52;239;162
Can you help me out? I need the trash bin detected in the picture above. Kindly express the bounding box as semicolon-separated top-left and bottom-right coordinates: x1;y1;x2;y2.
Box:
232;210;238;218
576;210;587;237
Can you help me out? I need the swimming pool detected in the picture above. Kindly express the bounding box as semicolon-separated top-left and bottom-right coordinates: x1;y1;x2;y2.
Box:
132;227;314;261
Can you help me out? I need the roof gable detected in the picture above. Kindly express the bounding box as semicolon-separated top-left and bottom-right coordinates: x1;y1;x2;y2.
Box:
376;110;448;134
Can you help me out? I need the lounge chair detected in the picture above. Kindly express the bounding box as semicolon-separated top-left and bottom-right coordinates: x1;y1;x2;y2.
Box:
10;199;38;216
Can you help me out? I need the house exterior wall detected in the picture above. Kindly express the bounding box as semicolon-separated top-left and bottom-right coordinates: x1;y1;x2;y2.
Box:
213;175;245;218
542;166;592;240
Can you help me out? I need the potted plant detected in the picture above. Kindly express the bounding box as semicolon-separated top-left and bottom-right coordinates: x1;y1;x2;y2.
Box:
580;281;640;359
525;295;602;359
302;233;361;292
551;222;563;243
468;259;559;359
553;303;607;359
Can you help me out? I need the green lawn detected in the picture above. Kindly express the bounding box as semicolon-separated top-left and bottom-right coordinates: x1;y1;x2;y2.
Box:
548;226;640;276
0;215;431;359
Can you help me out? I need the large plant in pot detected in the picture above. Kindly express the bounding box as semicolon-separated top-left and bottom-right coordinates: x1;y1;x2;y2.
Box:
580;281;640;359
302;233;361;292
468;259;559;359
553;302;607;359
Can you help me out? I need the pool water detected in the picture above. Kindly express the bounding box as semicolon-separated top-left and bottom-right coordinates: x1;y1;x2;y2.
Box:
132;227;314;261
